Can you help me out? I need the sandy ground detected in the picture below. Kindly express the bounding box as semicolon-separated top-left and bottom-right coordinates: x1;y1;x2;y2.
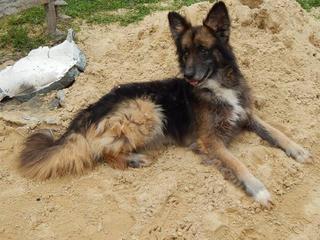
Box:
1;0;320;239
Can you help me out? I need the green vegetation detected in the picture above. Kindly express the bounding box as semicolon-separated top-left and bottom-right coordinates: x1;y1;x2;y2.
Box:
297;0;320;10
63;0;212;25
0;0;319;61
65;0;158;25
0;0;206;60
0;6;48;59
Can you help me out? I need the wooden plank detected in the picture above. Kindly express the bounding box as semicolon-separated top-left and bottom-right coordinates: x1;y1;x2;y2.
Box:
46;0;57;35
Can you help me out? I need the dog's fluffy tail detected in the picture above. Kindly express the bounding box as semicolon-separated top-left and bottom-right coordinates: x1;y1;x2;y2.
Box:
19;131;95;180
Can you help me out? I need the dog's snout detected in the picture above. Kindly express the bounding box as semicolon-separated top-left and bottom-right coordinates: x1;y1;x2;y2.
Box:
184;68;195;79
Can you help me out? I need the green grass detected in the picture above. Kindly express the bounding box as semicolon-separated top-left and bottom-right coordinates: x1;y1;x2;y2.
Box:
63;0;208;25
0;6;48;59
297;0;320;10
8;26;47;51
0;0;319;62
0;0;206;61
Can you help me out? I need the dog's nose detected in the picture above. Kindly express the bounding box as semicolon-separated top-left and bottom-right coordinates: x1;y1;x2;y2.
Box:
184;69;195;79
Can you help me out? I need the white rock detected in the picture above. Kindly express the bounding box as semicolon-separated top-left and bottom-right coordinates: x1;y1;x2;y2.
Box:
0;29;86;101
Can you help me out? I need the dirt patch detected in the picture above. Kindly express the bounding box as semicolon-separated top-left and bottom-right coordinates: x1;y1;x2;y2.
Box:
1;0;320;239
239;0;263;9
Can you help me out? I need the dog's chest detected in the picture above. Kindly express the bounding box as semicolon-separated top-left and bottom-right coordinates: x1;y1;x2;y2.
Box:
202;81;246;126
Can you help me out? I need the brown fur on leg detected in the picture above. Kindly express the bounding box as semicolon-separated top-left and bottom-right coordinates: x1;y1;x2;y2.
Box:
195;105;271;206
249;115;312;163
197;135;272;206
103;153;128;170
85;98;165;167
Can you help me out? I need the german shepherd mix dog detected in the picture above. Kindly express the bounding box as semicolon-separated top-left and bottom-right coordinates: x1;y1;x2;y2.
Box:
20;2;311;206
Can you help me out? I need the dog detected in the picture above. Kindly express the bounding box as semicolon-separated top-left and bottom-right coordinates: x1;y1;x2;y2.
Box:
19;1;312;206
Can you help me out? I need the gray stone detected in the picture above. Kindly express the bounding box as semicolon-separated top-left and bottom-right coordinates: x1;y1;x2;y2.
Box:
0;0;40;18
44;116;60;125
56;89;65;106
49;98;60;109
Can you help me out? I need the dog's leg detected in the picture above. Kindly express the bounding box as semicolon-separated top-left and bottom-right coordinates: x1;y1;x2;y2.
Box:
103;153;128;169
126;153;154;168
198;137;271;206
247;115;312;163
103;152;153;169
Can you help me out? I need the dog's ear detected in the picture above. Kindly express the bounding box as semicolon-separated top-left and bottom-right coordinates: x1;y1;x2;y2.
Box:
168;12;191;42
203;1;230;42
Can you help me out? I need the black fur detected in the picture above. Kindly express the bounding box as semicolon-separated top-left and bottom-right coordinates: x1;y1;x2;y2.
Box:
67;79;197;143
65;1;250;145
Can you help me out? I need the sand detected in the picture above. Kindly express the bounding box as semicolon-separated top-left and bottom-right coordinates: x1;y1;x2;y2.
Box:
0;0;320;239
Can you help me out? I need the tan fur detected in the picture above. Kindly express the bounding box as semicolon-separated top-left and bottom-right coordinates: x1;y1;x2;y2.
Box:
85;98;165;167
194;106;273;205
194;27;216;48
103;153;128;170
253;115;292;149
181;29;193;48
20;98;165;179
195;104;250;180
198;136;250;179
252;115;312;163
20;133;94;180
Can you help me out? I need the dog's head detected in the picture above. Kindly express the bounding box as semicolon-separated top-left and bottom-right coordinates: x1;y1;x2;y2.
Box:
168;1;235;87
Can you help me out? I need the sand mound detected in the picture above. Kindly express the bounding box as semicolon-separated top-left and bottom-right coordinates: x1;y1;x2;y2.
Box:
0;0;320;239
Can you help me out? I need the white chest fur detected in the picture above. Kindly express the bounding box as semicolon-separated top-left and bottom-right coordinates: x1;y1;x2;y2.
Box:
202;81;246;124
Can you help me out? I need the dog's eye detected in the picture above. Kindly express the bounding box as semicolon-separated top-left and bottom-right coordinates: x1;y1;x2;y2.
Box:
199;46;209;54
183;50;189;61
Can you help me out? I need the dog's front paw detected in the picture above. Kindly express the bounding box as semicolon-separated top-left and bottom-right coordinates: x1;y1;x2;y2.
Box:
242;174;272;207
286;143;312;163
253;187;272;207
